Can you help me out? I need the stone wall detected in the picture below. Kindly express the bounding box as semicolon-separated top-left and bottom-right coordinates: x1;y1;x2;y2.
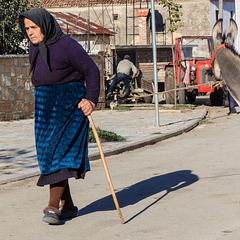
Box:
0;55;33;121
92;53;105;110
0;54;104;121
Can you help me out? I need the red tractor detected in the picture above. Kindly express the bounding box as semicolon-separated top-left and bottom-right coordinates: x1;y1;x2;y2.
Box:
164;36;225;105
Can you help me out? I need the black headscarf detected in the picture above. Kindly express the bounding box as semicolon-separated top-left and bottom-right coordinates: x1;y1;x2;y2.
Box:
19;8;65;73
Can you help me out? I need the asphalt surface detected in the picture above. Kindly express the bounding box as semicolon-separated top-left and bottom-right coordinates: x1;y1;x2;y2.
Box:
2;104;240;240
0;104;207;185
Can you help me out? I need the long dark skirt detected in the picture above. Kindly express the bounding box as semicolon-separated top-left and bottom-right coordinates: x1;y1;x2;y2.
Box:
34;82;90;186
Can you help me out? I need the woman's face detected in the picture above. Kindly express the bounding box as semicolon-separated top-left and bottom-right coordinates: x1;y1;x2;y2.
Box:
24;18;44;45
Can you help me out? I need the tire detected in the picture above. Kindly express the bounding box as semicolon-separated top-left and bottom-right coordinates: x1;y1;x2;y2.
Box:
165;67;175;104
187;92;196;103
178;82;186;104
210;87;224;106
118;83;125;98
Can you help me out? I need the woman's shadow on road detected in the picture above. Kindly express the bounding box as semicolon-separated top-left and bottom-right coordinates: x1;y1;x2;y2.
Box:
75;170;199;223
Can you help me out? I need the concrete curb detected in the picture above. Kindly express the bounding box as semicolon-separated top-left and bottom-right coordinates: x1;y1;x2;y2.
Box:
0;109;207;185
89;109;207;160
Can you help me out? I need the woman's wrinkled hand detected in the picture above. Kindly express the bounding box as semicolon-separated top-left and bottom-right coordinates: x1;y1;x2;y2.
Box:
78;99;95;116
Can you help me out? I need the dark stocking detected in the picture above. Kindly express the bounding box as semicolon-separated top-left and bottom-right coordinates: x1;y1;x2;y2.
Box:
60;180;76;211
48;180;67;209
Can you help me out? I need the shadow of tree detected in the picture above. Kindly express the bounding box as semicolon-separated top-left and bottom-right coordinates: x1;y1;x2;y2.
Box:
75;170;198;223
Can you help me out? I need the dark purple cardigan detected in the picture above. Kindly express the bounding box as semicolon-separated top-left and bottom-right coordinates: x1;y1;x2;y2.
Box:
29;36;100;104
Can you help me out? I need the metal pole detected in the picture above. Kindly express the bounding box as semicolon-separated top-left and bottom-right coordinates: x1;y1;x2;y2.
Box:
150;0;160;126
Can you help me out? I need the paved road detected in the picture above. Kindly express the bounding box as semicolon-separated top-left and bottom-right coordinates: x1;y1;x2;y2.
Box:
1;105;240;239
0;105;206;184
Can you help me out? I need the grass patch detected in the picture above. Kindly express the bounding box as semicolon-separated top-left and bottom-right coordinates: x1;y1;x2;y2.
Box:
89;127;126;143
151;132;162;135
198;119;213;125
105;106;131;111
160;104;195;110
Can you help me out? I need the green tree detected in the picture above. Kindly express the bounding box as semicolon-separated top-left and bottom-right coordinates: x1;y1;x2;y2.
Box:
160;0;183;32
0;0;39;54
159;0;183;107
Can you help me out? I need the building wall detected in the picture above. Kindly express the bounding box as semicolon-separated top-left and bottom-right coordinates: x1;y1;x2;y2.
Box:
46;0;213;46
73;34;111;53
0;54;104;121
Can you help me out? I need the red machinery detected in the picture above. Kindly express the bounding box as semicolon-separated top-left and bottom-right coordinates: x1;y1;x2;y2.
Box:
165;36;224;105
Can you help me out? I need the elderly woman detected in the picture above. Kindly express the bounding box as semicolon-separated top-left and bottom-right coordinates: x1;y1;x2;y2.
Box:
19;8;100;225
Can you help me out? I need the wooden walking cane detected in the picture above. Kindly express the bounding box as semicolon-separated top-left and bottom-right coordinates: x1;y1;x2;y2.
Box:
87;115;125;224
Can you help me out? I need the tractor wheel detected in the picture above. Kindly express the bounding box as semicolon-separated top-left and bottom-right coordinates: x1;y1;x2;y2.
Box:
165;67;175;104
210;87;224;106
187;92;196;103
178;82;186;104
